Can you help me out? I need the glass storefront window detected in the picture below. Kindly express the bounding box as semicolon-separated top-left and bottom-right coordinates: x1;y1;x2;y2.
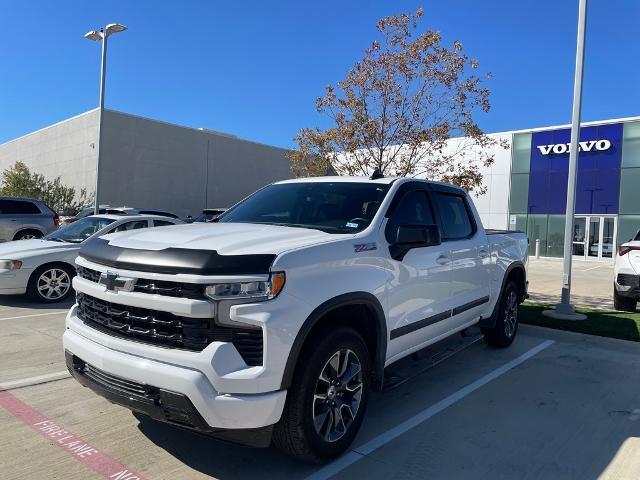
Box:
619;167;640;214
509;214;528;232
509;173;529;214
622;122;640;168
527;214;548;255
546;215;565;257
512;133;532;173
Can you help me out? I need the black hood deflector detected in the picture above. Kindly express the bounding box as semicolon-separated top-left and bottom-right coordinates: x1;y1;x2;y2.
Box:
78;238;275;275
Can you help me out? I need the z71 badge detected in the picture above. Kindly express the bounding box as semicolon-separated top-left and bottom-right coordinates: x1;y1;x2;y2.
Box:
354;242;377;253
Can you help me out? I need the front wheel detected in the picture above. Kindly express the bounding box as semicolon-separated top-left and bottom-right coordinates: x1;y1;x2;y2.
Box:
27;264;74;303
273;327;371;463
482;280;520;347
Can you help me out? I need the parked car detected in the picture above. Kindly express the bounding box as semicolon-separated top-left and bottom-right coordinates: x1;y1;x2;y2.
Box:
0;214;183;302
0;197;59;241
613;229;640;311
190;208;227;223
64;176;528;462
104;207;180;219
59;205;112;225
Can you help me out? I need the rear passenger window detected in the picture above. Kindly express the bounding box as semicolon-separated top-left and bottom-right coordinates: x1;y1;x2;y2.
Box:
0;199;41;215
434;192;475;240
385;191;435;243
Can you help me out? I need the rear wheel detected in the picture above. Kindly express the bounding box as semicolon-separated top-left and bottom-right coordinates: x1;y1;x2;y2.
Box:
27;264;74;303
482;280;520;347
273;327;371;463
14;230;42;240
613;288;637;312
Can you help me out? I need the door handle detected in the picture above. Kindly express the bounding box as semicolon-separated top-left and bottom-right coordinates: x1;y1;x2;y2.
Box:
436;255;450;265
479;249;490;258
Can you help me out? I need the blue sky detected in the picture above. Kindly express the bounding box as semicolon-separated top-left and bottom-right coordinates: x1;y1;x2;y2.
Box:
1;0;639;147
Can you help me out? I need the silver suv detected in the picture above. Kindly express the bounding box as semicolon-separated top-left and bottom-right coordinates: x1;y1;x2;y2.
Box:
0;197;59;241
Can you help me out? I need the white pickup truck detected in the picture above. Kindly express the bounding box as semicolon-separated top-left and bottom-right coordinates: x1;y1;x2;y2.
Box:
64;176;528;462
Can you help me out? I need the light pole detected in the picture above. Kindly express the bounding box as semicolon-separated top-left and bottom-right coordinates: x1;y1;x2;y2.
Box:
543;0;588;321
84;23;127;215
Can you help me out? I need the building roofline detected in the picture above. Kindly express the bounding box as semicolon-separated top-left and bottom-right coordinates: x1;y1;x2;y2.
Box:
488;115;640;137
0;108;100;147
103;109;290;151
0;108;290;152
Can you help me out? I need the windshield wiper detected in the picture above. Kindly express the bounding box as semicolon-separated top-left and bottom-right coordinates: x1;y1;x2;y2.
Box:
47;237;67;243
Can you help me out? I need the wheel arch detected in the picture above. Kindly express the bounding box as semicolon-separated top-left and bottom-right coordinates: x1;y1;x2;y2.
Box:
28;260;76;284
280;292;387;392
479;261;526;329
13;227;46;240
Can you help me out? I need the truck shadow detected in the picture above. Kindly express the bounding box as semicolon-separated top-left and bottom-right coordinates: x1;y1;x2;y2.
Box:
0;294;74;311
133;413;318;479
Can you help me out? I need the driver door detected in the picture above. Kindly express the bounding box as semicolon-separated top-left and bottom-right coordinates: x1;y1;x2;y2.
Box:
384;189;453;360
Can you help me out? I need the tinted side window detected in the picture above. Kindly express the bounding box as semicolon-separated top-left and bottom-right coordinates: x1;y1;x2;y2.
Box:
433;192;474;240
385;191;435;243
113;220;149;232
0;199;41;215
154;220;175;227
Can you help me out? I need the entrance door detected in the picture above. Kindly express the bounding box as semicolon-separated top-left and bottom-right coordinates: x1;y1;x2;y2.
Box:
573;216;617;260
572;217;587;257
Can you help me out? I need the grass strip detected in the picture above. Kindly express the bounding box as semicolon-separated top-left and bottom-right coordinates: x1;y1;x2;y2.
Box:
520;301;640;342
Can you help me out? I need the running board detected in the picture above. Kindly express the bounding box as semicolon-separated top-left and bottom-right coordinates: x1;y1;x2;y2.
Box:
382;326;484;391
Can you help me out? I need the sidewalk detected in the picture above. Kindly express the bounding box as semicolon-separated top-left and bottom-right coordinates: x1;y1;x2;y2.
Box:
527;257;614;309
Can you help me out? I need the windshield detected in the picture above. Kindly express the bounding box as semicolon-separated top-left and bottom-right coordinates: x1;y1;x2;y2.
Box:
45;217;115;243
218;182;391;233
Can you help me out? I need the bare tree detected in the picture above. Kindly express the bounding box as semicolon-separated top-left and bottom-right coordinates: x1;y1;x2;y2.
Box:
290;8;507;194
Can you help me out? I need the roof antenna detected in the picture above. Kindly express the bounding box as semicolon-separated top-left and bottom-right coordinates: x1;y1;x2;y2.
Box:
370;169;384;180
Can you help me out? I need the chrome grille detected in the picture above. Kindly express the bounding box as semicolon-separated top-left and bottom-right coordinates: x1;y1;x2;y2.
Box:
76;292;263;365
76;266;205;299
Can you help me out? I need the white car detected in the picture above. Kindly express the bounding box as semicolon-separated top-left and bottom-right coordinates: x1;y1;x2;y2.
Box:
613;230;640;311
0;214;182;303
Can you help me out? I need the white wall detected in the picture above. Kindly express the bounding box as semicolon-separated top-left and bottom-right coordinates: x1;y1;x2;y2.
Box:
469;133;513;230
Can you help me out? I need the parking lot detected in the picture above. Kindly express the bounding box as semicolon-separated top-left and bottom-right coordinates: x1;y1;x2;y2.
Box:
1;296;640;480
528;257;615;309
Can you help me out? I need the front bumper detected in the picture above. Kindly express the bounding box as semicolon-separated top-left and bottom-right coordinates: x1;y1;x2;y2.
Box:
0;268;32;295
615;273;640;298
63;324;287;432
65;351;275;447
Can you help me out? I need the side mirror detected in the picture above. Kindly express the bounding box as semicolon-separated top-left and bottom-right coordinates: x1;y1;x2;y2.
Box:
390;224;441;260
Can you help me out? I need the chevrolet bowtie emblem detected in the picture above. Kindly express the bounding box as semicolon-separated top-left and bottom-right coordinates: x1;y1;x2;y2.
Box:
98;271;135;293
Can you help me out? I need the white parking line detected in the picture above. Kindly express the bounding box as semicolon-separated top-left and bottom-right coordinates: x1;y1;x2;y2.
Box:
0;311;67;322
306;339;555;480
0;371;70;390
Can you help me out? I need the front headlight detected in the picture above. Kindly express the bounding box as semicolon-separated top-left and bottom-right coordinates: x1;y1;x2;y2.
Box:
0;260;22;271
205;272;286;301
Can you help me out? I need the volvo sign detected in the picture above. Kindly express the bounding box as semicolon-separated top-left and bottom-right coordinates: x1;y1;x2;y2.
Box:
536;139;611;155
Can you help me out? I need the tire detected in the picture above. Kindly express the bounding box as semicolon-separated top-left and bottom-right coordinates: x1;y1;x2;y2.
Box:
14;229;43;240
613;288;637;312
27;264;75;303
273;327;371;463
482;280;520;348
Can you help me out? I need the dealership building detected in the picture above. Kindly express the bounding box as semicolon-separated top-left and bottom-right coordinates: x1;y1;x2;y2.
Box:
0;109;293;218
0;110;638;261
470;115;640;261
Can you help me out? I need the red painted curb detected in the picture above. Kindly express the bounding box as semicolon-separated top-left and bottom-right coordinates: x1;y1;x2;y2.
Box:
0;388;147;480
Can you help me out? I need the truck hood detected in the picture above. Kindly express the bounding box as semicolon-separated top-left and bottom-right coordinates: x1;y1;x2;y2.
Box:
102;222;347;256
79;222;353;276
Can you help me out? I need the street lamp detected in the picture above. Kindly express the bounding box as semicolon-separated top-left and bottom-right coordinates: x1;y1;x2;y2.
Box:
543;0;587;321
84;23;127;215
